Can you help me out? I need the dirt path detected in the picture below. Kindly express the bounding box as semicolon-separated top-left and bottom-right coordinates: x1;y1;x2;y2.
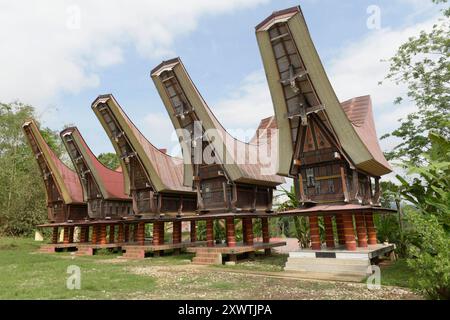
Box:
126;264;421;300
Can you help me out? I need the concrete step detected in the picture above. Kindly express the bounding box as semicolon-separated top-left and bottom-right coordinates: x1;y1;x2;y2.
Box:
283;270;367;282
285;263;369;274
286;257;370;266
192;252;222;265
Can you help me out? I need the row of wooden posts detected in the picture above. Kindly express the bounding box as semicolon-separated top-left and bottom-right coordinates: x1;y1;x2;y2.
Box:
51;217;271;248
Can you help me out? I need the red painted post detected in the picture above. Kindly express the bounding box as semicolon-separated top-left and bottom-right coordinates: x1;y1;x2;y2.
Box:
365;212;378;245
309;215;321;250
226;217;236;247
355;213;368;248
135;222;145;245
324;216;335;249
153;222;161;246
243;218;254;246
342;213;357;251
158;222;165;245
80;226;87;243
91;225;98;244
99;224;107;245
68;227;74;243
173;221;181;244
336;215;346;245
206;219;214;247
261;217;270;243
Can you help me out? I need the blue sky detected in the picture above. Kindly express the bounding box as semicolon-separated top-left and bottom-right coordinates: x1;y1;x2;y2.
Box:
0;0;443;162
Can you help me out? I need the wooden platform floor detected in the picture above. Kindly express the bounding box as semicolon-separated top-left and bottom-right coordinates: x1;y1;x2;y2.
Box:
186;241;287;255
122;241;207;252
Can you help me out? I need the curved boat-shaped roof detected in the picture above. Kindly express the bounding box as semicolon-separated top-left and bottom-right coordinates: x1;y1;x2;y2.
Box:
91;94;194;194
60;127;130;201
151;57;284;187
22;119;84;204
256;6;392;177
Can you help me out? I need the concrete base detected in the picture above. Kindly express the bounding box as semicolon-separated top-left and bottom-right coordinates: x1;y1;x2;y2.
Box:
284;244;395;282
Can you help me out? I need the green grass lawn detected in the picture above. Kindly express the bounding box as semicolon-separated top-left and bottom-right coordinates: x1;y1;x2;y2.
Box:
380;259;415;288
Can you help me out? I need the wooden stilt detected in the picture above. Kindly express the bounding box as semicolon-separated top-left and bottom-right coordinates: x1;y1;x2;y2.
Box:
117;224;124;243
342;213;357;251
261;217;271;255
206;219;214;247
109;225;115;243
51;227;58;244
226;217;236;247
63;226;70;244
190;220;197;243
243;218;254;245
153;222;161;246
365;212;378;245
336;215;346;245
173;221;181;244
80;226;87;243
309;215;321;250
355;213;368;247
91;225;98;244
158;222;165;245
124;224;130;243
99;224;107;245
136;222;145;245
68;227;74;243
324;216;335;249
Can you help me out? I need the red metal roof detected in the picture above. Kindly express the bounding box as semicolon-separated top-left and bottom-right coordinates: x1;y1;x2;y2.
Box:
341;96;392;172
22;119;84;204
61;127;130;200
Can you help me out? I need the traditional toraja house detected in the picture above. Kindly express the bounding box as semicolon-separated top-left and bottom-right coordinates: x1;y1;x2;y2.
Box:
151;57;286;262
22;120;87;247
255;6;396;278
91;94;201;257
59;127;133;249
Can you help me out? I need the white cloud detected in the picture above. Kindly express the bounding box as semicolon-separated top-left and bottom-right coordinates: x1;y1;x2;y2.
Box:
213;70;274;135
0;0;268;107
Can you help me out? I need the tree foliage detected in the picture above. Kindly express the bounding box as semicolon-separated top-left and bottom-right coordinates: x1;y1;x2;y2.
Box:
382;0;450;165
0;102;65;236
98;152;120;170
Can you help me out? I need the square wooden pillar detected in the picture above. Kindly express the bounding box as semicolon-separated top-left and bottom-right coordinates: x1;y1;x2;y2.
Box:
261;217;271;255
336;215;346;245
109;225;115;244
190;221;197;243
365;212;378;245
355;213;368;248
225;217;236;248
51;227;58;244
342;213;357;251
243;218;254;246
324;216;335;249
158;222;165;245
309;215;321;250
206;219;214;247
63;226;70;244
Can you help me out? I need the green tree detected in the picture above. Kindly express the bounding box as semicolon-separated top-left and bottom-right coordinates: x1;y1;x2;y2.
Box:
0;102;64;236
382;0;450;165
98;152;120;170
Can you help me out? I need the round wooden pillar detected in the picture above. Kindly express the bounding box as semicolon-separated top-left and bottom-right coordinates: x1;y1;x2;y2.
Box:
109;225;115;243
63;226;70;244
243;218;254;246
335;215;346;245
365;212;378;245
355;213;368;248
91;225;98;244
99;224;107;245
342;213;357;251
190;221;197;243
153;222;161;246
136;222;145;245
206;219;214;247
324;216;335;249
117;224;124;243
309;215;321;250
51;227;58;244
261;217;270;244
79;226;87;243
225;217;236;247
173;221;181;244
